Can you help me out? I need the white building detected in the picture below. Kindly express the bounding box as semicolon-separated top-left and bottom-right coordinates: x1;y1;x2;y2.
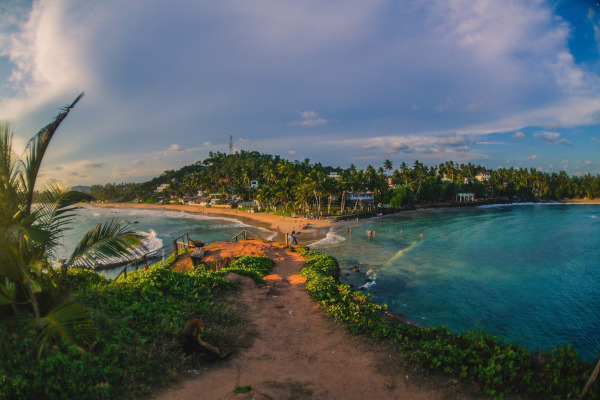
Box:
456;192;475;202
154;183;169;193
476;173;491;182
328;172;341;180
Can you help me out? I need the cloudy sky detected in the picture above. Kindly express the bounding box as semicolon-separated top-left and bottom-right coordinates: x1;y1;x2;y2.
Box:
1;0;600;187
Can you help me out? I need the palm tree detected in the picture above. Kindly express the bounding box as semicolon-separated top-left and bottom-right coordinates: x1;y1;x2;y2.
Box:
383;159;393;174
0;94;144;353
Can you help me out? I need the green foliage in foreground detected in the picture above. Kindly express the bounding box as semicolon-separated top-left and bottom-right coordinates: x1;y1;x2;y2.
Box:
215;255;275;283
299;248;598;400
0;255;272;400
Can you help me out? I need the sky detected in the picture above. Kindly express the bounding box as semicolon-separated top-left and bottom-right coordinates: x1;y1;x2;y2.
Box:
0;0;600;187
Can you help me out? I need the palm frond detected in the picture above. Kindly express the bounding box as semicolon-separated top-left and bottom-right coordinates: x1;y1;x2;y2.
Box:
67;219;145;269
37;300;97;356
0;124;25;225
32;185;92;256
23;93;84;210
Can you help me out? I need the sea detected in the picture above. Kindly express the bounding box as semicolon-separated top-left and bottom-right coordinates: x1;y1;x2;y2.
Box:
55;205;275;278
58;203;600;360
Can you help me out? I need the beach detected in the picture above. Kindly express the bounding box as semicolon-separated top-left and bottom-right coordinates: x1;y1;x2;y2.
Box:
91;203;337;245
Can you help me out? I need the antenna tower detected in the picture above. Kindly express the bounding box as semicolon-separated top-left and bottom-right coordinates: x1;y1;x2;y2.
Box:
229;135;233;155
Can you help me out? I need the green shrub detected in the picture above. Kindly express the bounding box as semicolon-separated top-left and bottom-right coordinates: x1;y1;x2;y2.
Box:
215;255;275;283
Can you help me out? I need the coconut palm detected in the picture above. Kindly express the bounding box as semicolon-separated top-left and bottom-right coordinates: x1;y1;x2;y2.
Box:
0;94;144;353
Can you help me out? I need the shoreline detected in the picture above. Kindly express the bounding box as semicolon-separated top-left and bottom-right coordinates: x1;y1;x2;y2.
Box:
89;199;599;246
89;203;337;245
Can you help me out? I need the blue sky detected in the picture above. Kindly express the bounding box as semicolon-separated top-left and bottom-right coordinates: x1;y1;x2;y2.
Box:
0;0;599;187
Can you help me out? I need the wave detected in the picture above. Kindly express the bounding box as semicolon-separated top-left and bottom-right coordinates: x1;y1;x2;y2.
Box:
360;279;377;290
383;241;420;267
477;202;561;209
116;208;252;226
309;227;347;248
141;229;163;254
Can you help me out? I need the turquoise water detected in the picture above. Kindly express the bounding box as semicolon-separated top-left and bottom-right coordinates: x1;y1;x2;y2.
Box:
311;204;600;360
56;205;274;278
59;204;600;360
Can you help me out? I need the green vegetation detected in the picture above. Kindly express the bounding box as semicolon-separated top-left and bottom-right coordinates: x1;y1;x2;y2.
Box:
234;385;252;393
0;254;273;399
214;255;275;283
90;151;600;211
299;248;598;399
0;95;144;356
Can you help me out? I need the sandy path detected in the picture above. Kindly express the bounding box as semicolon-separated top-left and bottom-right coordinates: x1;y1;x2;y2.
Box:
158;240;470;400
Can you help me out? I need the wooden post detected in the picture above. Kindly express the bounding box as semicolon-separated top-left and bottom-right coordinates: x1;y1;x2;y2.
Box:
123;268;127;279
186;232;190;247
244;229;247;240
173;239;178;256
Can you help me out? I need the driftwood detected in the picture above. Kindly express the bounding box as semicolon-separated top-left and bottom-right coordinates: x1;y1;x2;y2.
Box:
382;311;426;328
580;355;600;399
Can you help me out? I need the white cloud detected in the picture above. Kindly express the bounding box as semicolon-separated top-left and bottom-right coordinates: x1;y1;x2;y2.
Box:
287;150;296;155
202;141;212;147
533;131;572;145
512;131;526;139
291;110;328;127
0;0;93;119
528;155;537;160
168;144;184;152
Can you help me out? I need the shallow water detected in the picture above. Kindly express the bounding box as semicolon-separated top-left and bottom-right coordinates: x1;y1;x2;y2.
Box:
311;204;600;360
56;205;274;278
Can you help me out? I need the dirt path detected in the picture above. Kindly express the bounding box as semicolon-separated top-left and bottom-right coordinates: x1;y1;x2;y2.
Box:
159;240;477;400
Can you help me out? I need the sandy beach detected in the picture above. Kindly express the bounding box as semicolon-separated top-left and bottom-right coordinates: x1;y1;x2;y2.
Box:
91;203;337;245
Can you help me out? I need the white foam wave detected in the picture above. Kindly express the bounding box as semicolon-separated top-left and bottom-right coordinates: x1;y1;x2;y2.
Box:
141;229;163;254
477;202;560;209
309;228;346;248
360;280;376;290
384;241;419;266
91;206;253;227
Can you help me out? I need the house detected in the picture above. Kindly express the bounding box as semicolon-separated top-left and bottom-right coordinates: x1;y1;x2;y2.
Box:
328;172;341;180
456;192;475;202
154;183;169;193
476;173;491;182
250;180;259;189
346;192;375;207
463;177;475;184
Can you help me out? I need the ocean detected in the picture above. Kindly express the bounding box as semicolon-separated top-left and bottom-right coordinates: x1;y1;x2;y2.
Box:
55;205;275;278
58;203;600;360
311;203;600;360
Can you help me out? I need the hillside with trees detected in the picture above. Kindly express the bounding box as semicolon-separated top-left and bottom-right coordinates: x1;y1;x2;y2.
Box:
89;151;600;214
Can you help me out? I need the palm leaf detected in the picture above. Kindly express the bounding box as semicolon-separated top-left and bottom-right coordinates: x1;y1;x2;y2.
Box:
67;219;145;269
0;278;16;305
37;300;97;356
32;185;92;257
23;93;84;211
